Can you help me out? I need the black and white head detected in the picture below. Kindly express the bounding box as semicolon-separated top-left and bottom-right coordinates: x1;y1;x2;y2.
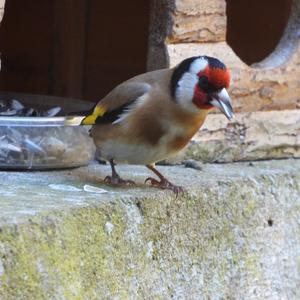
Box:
170;56;233;119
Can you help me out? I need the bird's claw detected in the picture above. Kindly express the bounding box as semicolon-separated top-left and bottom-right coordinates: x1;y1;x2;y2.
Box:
145;177;186;196
104;175;135;186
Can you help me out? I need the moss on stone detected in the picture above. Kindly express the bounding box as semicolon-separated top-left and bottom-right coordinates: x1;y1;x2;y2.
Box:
0;161;299;298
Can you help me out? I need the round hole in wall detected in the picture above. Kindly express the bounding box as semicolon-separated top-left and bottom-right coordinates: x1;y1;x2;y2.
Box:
226;0;293;67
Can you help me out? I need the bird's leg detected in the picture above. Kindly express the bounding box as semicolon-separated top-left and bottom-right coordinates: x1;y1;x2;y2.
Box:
145;164;185;195
104;159;135;186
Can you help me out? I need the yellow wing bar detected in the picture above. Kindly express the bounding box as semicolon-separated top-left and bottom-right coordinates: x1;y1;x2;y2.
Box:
81;105;106;125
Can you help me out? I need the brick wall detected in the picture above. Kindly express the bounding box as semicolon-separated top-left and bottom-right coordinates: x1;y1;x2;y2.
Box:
148;0;300;113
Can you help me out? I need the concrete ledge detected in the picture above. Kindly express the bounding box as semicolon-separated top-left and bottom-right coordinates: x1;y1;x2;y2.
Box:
0;160;300;299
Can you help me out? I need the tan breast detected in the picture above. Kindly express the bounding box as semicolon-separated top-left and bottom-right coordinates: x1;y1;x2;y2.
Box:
167;111;208;152
127;93;209;154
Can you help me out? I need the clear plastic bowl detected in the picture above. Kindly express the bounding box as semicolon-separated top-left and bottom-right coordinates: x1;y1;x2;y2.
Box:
0;92;95;170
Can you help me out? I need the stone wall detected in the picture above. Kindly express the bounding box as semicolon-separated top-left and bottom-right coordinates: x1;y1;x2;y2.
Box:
148;0;300;113
185;110;300;163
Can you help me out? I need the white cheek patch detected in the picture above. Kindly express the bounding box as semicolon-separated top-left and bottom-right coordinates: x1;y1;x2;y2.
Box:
176;72;197;103
175;71;199;113
175;57;209;113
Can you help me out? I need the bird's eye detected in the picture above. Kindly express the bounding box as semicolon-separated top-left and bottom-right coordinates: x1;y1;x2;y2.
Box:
198;76;209;90
198;75;218;93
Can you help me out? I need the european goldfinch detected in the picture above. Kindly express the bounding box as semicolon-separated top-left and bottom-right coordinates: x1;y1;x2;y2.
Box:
82;56;233;194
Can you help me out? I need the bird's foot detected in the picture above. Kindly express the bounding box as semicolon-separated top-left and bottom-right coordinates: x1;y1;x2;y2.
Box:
145;177;185;196
104;175;135;186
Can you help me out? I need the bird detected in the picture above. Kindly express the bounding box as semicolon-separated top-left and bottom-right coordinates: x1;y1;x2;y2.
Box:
81;56;233;194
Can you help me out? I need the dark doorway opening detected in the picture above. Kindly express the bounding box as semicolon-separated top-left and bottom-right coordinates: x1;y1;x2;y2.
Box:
0;0;150;102
226;0;292;66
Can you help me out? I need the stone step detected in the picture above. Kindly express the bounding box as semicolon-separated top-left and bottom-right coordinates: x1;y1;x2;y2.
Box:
0;160;299;299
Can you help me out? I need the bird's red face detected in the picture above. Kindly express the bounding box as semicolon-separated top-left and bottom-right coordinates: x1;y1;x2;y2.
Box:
193;66;231;110
172;56;233;120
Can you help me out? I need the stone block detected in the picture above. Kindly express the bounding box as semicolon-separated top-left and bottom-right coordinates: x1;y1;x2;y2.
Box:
181;109;300;163
168;0;226;43
0;161;299;298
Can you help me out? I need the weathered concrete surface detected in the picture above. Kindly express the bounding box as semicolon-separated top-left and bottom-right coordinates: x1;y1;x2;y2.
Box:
0;160;300;299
